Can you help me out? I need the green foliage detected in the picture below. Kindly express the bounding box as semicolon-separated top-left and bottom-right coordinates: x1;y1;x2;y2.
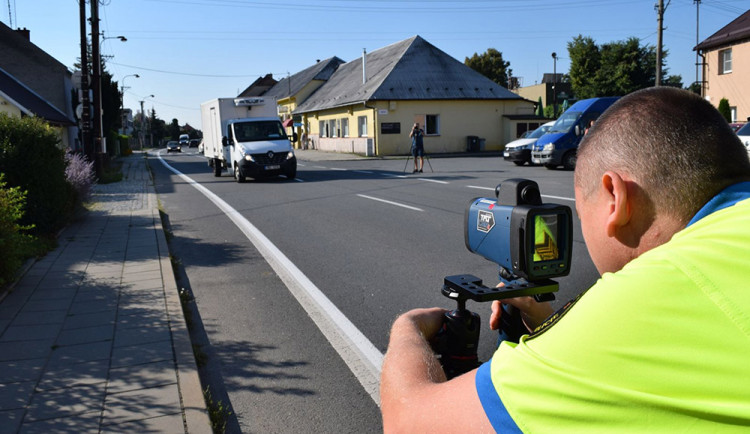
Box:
718;98;732;122
568;35;601;100
0;114;75;235
567;35;682;98
464;48;513;87
687;82;702;95
0;174;35;286
543;105;558;119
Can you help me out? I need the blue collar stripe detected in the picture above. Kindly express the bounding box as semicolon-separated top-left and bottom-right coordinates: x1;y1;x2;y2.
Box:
687;182;750;227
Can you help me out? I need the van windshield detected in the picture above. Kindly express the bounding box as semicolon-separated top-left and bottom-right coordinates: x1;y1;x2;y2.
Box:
549;111;582;134
233;121;287;142
528;125;551;139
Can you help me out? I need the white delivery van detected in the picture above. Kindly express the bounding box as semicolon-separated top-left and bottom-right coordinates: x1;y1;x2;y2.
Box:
200;97;297;182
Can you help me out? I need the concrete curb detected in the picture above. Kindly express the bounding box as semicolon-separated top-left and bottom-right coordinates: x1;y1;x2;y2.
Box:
145;154;212;433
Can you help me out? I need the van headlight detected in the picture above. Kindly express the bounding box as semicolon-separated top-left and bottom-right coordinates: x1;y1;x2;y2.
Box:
286;151;294;160
543;143;555;151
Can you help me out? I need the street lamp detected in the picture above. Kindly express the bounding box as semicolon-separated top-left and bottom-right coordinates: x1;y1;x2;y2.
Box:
120;74;139;135
138;95;155;150
552;52;558;118
92;31;127;157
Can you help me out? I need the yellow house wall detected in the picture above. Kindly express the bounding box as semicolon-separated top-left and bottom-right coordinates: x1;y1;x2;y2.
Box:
0;96;22;117
374;99;533;155
300;99;534;155
703;41;750;122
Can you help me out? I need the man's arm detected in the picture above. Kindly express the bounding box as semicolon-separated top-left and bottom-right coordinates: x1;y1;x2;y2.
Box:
380;308;494;433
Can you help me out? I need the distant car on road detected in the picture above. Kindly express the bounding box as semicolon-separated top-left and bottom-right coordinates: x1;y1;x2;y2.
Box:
729;122;746;133
503;121;554;166
736;123;750;157
166;141;181;153
179;134;190;148
189;139;201;148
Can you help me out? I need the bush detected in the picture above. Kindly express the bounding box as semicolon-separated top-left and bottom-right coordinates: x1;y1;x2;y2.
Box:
0;174;35;286
718;98;732;123
0;114;76;236
65;152;96;203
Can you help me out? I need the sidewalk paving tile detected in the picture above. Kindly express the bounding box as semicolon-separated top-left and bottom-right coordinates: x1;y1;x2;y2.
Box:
36;359;109;391
47;341;112;367
25;383;106;421
0;339;54;362
0;381;36;409
18;411;100;434
111;340;173;368
0;358;45;384
55;323;114;346
0;324;62;342
101;383;181;426
106;359;177;394
62;310;116;330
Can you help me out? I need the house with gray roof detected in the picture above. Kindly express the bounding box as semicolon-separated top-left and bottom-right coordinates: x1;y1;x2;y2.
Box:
262;57;345;130
695;9;750;122
0;23;77;149
293;35;534;155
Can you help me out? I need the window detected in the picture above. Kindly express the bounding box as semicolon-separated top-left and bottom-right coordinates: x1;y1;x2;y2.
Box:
358;116;368;137
425;114;440;135
720;49;732;74
731;106;737;122
328;119;338;138
341;118;349;137
319;120;326;137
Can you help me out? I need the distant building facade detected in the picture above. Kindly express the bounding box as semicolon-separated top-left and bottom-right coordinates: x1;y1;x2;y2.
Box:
0;23;77;149
292;36;534;156
695;9;750;122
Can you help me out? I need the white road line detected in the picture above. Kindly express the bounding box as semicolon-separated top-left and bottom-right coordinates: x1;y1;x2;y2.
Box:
467;185;494;191
417;178;449;184
356;194;424;212
156;151;384;405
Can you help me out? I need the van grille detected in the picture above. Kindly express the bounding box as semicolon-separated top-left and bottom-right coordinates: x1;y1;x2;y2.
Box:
252;152;287;164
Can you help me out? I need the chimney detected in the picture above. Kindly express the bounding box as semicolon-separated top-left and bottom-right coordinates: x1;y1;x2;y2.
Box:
15;28;30;40
362;49;367;84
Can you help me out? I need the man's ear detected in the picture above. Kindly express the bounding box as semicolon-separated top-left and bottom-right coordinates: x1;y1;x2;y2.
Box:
601;171;631;238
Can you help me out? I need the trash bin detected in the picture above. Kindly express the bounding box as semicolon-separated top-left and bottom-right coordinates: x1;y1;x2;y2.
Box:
467;136;479;152
478;138;486;151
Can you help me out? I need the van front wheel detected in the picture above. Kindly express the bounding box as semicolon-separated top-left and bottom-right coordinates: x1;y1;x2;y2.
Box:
562;151;577;170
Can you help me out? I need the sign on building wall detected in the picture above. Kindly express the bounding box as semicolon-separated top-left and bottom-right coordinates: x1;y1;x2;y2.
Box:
381;122;401;134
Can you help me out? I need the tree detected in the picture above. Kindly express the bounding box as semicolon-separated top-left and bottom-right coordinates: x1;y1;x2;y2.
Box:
465;48;512;87
168;119;181;140
567;35;682;98
718;98;732;122
536;97;544;117
567;35;600;99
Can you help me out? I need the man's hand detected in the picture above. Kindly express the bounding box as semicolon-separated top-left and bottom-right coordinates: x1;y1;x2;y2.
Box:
489;297;554;333
381;307;493;433
396;307;447;342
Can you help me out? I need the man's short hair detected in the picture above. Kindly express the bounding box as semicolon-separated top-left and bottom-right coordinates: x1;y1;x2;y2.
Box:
575;87;750;222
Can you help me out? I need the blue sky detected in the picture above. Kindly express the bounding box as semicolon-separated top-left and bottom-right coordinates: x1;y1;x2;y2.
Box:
5;0;747;128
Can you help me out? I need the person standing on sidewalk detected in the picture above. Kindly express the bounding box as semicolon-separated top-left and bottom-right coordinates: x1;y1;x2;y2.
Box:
409;123;425;173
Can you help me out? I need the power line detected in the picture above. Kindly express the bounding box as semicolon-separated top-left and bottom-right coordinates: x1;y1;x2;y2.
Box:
109;60;283;78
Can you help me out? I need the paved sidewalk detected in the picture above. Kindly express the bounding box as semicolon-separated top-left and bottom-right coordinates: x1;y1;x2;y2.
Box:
0;152;210;433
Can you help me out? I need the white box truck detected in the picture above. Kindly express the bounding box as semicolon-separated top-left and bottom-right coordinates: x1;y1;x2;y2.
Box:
201;97;297;182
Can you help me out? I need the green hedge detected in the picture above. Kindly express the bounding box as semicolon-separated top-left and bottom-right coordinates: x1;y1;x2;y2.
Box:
0;114;75;236
0;174;34;286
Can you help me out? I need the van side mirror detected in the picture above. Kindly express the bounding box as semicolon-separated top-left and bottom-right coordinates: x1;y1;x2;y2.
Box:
291;132;298;143
575;125;581;137
222;136;228;147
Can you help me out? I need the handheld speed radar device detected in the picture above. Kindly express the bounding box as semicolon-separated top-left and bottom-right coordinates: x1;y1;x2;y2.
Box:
435;179;573;379
465;179;572;282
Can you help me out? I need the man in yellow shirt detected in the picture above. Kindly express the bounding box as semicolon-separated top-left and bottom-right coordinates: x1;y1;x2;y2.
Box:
380;87;750;432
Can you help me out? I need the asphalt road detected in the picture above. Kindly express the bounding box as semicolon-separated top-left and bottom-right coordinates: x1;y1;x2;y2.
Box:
148;149;601;433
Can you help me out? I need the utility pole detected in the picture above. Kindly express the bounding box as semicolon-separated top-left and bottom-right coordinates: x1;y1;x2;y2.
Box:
78;0;91;158
90;0;102;164
695;0;701;95
655;0;665;86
